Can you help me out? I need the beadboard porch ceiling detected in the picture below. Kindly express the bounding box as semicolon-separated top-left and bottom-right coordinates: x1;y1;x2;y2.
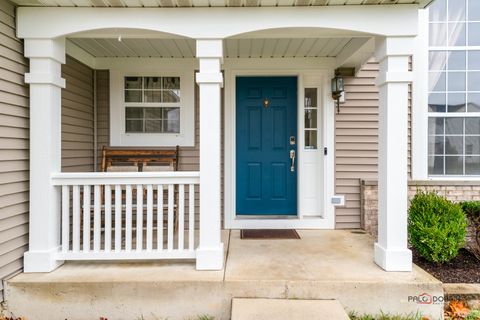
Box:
69;37;367;58
10;0;433;8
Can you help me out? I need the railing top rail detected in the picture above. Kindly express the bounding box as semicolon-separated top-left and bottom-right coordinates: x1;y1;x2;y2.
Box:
51;171;200;186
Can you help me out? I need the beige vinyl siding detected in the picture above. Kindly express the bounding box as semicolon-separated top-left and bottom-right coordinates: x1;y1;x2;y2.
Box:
0;0;29;299
96;70;109;171
335;59;412;229
61;55;95;172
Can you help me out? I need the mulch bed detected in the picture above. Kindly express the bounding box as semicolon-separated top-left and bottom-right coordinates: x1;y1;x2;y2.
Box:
413;248;480;283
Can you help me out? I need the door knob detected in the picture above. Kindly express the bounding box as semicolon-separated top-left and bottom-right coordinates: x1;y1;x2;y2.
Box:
290;149;296;173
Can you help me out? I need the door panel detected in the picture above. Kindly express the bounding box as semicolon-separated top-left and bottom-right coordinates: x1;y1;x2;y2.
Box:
236;76;297;215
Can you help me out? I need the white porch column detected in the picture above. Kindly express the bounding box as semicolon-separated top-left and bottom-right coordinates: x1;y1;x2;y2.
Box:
374;36;413;272
23;38;66;272
195;39;224;270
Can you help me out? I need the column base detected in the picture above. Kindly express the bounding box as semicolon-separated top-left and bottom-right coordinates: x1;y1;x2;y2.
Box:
374;243;412;272
196;243;224;271
24;248;64;273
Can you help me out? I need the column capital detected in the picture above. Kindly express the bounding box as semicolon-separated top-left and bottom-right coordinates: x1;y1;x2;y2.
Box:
374;36;414;62
24;38;66;64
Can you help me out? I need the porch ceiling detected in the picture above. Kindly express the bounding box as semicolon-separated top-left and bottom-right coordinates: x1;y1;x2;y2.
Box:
11;0;433;7
69;37;362;58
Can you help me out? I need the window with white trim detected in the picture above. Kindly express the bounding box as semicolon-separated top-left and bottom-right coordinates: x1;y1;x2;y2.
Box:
428;0;480;175
124;76;181;134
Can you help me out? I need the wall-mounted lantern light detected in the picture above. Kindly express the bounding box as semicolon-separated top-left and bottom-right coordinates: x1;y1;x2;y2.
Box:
331;73;344;114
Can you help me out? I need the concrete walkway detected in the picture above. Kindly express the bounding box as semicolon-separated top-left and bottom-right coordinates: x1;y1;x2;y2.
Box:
6;230;444;320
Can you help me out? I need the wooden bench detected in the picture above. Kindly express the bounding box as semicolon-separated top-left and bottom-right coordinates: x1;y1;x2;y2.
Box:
101;146;179;172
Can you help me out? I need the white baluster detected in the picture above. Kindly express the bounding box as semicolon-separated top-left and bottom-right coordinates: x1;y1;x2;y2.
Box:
146;184;153;252
93;185;101;252
115;185;122;252
136;184;143;251
178;184;185;251
189;184;195;251
72;185;80;252
61;185;70;253
167;184;174;251
105;185;112;252
157;185;164;251
126;184;132;251
83;185;91;252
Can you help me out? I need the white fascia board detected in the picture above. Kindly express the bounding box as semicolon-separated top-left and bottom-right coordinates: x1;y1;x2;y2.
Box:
418;0;435;9
17;6;419;40
65;40;96;69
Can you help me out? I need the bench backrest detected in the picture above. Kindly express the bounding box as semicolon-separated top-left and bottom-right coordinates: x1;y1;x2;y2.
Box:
101;146;179;172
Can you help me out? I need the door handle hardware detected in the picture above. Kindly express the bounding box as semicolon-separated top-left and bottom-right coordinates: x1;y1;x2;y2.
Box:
290;149;296;173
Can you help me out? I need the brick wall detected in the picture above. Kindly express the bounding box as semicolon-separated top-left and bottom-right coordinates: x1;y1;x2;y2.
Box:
360;180;480;250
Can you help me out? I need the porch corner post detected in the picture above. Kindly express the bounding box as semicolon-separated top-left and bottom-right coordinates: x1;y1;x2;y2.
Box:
374;36;414;272
195;39;224;270
23;38;66;272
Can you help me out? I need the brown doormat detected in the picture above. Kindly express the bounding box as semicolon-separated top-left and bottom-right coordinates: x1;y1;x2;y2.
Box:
240;229;300;240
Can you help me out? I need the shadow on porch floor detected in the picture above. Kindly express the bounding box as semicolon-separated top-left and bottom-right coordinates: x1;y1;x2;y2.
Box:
6;230;444;320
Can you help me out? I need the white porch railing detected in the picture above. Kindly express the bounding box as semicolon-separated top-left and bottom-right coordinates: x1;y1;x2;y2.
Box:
51;172;199;261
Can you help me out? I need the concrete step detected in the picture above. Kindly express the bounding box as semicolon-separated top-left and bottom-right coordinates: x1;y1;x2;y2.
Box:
231;298;350;320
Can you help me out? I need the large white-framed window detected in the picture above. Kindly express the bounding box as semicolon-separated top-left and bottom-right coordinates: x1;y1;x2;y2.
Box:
108;59;195;147
428;0;480;176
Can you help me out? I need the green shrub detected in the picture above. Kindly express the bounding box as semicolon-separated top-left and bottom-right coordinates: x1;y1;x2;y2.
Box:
408;190;467;263
461;201;480;260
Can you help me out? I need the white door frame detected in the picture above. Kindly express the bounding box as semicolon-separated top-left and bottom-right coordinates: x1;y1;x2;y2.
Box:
223;58;336;229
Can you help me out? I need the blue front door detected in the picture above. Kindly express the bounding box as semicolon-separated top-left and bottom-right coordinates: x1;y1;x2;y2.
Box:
236;76;297;215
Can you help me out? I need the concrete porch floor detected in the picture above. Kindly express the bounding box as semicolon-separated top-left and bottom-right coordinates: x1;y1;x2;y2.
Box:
6;230;444;319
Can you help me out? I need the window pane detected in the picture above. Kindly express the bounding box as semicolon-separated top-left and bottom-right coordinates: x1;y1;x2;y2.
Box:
145;120;162;132
468;93;480;112
430;0;447;21
468;51;480;70
429;72;446;91
468;23;480;45
144;90;162;103
445;136;464;154
305;88;317;108
469;0;480;21
430;23;447;46
126;107;143;118
305;130;317;149
429;156;444;174
144;77;161;89
468;72;480;91
429;135;444;154
164;120;180;133
466;156;480;175
465;136;480;154
144;108;162;119
163;90;181;103
125;77;142;89
447;93;466;112
305;109;317;128
448;0;466;21
466;117;480;134
448;72;466;91
447;51;466;70
429;117;445;134
445;117;463;134
163;77;180;89
429;51;447;70
126;120;143;133
446;156;464;174
429;93;446;112
125;90;142;103
448;22;466;46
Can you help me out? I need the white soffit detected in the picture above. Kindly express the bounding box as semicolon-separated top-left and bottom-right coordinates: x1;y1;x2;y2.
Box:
11;0;434;8
68;37;364;58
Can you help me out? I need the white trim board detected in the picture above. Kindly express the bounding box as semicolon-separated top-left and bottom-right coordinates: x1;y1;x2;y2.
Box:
223;59;336;230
